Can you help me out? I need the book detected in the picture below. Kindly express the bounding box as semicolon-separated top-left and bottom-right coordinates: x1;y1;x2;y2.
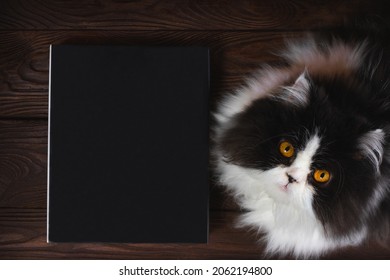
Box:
48;45;209;243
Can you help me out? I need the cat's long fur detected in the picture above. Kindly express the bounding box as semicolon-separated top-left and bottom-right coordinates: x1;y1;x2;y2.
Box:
213;24;390;258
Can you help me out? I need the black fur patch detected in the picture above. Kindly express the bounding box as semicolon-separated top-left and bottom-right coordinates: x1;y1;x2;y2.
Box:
218;70;390;238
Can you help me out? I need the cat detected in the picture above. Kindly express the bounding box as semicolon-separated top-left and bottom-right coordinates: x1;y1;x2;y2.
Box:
212;24;390;258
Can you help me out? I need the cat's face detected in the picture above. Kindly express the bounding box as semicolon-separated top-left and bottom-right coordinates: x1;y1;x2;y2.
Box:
217;72;385;237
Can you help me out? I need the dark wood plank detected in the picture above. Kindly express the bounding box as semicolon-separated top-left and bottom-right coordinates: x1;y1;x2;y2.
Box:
0;0;387;31
0;209;389;259
0;210;262;259
324;243;390;260
0;30;299;118
3;28;389;119
1;0;389;260
0;120;47;208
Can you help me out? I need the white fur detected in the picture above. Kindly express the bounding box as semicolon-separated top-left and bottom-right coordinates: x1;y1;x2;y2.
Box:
213;66;296;140
213;38;372;258
282;37;367;75
365;177;390;218
213;38;367;141
215;134;367;258
274;71;311;107
358;129;385;174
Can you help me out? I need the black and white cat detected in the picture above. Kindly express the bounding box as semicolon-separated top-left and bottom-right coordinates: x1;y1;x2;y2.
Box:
213;27;390;258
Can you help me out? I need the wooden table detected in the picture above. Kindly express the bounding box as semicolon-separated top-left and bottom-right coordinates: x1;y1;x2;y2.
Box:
0;0;389;259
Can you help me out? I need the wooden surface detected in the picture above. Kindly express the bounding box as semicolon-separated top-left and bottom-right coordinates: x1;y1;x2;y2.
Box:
0;0;389;259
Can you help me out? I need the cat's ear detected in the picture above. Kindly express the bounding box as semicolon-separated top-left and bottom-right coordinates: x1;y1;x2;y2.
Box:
293;70;311;91
355;129;385;173
276;70;311;107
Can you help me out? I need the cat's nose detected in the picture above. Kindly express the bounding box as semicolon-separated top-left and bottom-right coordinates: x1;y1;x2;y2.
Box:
287;173;297;183
286;167;308;183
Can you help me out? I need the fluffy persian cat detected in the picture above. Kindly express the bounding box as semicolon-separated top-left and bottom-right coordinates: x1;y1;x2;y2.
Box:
213;26;390;258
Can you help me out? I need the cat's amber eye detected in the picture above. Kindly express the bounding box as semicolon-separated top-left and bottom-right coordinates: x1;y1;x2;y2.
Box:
279;141;295;158
313;169;330;183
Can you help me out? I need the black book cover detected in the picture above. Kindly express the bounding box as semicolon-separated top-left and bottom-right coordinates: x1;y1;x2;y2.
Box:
48;45;209;243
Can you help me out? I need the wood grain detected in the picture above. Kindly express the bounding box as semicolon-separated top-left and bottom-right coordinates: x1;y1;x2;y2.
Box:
0;0;389;260
2;28;389;119
0;30;301;118
0;210;261;259
0;120;47;208
0;209;389;259
0;0;387;31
